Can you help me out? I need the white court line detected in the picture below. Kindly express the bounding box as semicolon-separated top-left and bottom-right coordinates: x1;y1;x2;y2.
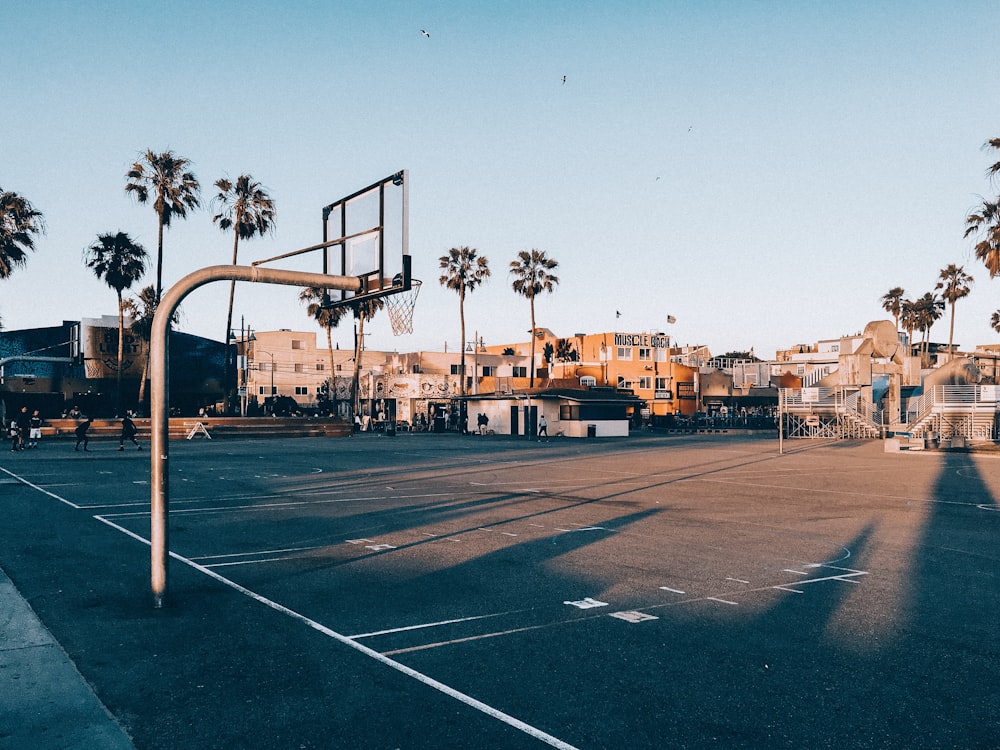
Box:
1;467;80;508
694;476;991;508
84;509;581;750
97;491;455;518
191;546;322;561
8;472;580;750
349;610;531;640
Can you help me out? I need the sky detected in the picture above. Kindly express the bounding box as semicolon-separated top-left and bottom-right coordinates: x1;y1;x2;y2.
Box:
3;1;1000;359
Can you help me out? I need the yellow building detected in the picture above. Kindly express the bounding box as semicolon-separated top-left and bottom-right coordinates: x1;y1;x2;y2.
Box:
487;330;707;419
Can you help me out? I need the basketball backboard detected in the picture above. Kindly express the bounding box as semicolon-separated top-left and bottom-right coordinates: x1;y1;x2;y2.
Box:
322;170;409;308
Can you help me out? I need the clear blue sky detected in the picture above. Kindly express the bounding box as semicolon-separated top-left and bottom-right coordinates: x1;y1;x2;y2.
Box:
3;1;1000;358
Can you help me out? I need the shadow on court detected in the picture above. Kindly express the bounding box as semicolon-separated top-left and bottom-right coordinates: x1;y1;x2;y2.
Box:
1;437;999;749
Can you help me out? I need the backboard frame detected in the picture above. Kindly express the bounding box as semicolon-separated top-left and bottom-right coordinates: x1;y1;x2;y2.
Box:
321;169;410;310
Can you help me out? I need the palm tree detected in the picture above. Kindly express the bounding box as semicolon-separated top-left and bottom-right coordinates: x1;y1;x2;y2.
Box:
509;249;559;387
914;292;945;358
439;246;491;398
124;149;201;300
0;187;45;279
300;287;349;415
964;138;1000;277
212;174;276;413
84;232;148;415
128;284;178;410
935;264;974;354
900;299;919;355
992;310;1000;334
881;287;906;332
965;198;1000;277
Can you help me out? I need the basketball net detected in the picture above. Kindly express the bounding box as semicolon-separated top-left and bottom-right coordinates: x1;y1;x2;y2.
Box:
384;279;421;335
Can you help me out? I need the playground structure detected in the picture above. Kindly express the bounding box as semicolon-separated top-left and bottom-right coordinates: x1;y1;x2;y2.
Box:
780;320;999;443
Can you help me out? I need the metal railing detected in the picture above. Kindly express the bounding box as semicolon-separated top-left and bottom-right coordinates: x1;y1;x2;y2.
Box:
780;387;882;440
781;384;1000;442
904;385;998;439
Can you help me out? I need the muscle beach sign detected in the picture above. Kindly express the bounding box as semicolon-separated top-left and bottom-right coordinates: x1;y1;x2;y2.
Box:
613;333;670;349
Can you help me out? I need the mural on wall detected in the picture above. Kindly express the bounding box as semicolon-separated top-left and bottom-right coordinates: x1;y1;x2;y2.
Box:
82;322;148;380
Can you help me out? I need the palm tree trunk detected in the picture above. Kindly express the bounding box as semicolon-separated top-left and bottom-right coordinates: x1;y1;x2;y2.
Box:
948;302;956;354
352;317;366;419
116;290;124;416
138;355;149;410
326;324;337;416
459;287;466;398
529;296;536;387
224;227;241;414
155;216;165;301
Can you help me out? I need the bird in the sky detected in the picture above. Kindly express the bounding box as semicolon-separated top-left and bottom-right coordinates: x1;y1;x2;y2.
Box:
421;29;430;37
562;75;567;84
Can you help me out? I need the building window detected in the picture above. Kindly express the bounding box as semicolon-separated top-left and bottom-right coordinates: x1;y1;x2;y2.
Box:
291;340;303;350
639;376;652;390
482;366;494;377
656;348;667;362
412;364;421;373
450;364;463;375
294;386;308;396
617;347;633;361
655;377;668;390
512;366;527;377
638;348;652;362
294;363;304;373
315;363;324;371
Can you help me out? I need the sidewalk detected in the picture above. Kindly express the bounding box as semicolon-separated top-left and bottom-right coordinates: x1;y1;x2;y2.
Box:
0;567;136;749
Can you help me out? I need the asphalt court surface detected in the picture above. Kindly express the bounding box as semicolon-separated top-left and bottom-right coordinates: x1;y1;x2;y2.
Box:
2;432;1000;749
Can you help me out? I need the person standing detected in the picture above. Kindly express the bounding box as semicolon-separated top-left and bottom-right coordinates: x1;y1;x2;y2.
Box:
15;407;31;451
28;410;42;449
538;414;548;441
119;410;141;451
74;416;93;452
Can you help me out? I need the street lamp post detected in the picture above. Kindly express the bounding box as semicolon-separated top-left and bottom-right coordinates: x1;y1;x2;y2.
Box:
251;346;275;413
465;332;484;395
228;318;255;417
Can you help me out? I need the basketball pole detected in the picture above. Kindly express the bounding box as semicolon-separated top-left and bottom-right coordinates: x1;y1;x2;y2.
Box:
149;264;361;608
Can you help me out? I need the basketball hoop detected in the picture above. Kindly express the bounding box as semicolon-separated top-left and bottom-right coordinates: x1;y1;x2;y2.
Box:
384;279;421;335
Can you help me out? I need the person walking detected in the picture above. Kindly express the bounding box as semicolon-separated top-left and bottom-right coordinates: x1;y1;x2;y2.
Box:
119;410;141;450
8;419;19;452
28;409;42;449
538;414;548;441
74;416;93;452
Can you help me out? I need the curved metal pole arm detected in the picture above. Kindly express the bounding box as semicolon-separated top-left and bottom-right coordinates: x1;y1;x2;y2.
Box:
150;265;360;608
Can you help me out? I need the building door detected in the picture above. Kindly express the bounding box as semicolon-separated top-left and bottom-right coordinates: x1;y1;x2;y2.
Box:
525;404;537;439
509;405;519;436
